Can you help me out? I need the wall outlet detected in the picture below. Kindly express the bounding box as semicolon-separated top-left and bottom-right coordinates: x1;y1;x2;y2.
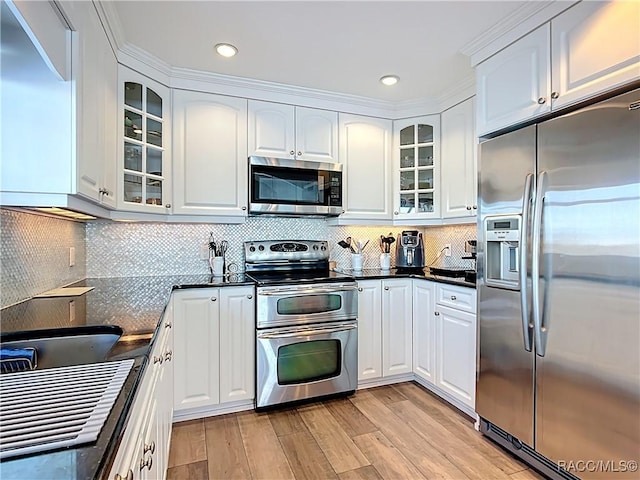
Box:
444;243;451;257
69;246;76;267
199;242;210;261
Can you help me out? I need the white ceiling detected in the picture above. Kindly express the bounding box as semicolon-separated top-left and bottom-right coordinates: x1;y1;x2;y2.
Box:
109;1;528;103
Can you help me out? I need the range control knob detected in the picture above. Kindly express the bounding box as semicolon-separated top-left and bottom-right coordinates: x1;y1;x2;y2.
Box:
320;245;326;251
313;245;319;250
249;246;256;252
258;245;265;251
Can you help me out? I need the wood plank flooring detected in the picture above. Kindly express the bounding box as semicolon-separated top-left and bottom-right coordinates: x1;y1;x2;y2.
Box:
167;382;545;480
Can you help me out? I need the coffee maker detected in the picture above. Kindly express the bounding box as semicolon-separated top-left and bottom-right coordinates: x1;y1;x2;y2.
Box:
396;230;425;269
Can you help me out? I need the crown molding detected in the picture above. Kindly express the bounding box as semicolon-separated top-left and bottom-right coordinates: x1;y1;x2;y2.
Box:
93;0;125;53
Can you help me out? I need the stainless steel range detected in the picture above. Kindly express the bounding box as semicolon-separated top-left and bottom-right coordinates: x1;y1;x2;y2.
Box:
244;240;358;409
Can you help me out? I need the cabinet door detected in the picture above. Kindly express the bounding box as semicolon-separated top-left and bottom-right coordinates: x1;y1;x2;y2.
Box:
172;90;248;216
219;286;255;403
435;305;476;408
381;279;412;376
339;114;392;221
295;107;338;163
476;24;551;136
441;98;477;219
248;100;295;158
356;280;382;381
412;280;436;384
551;1;640;110
158;303;174;477
393;115;440;221
173;289;220;411
118;66;172;213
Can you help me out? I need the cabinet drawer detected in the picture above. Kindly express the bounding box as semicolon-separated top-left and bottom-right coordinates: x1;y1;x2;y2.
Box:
436;284;476;313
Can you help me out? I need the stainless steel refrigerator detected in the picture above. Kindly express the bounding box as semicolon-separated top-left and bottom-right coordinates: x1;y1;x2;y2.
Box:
476;87;640;479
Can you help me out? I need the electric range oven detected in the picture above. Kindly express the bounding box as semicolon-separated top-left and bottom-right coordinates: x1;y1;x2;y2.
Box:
245;240;358;409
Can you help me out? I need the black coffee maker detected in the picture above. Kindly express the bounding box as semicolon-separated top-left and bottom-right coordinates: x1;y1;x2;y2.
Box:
395;231;425;269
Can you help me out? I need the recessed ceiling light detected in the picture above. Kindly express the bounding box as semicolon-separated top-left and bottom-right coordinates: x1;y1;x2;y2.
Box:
215;43;238;58
380;75;399;86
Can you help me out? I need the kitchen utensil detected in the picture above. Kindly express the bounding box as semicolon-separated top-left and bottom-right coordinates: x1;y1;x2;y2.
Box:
356;239;369;253
337;240;351;250
219;240;228;257
345;236;356;253
379;235;385;253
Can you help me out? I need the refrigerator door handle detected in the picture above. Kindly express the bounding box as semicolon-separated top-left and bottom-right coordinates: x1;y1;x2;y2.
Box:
531;170;548;356
519;173;534;352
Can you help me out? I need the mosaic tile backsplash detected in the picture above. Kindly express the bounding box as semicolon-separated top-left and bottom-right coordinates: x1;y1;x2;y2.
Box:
0;209;87;308
86;217;477;277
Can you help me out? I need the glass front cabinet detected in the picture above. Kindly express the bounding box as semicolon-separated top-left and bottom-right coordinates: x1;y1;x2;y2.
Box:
118;66;171;213
393;115;440;221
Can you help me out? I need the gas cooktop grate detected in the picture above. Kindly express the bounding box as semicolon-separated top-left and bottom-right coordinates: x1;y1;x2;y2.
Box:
0;359;134;460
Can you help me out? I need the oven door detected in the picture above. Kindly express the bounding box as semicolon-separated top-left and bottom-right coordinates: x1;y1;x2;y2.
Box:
256;321;357;409
256;282;358;328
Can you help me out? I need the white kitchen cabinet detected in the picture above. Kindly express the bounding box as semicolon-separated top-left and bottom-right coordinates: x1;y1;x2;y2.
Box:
412;280;436;384
392;115;441;222
172;89;248;217
357;280;383;381
118;65;172;214
381;278;413;376
248;100;338;162
109;302;174;480
172;288;220;411
477;1;640;135
440;98;477;220
338;114;393;222
173;286;255;417
219;286;255;403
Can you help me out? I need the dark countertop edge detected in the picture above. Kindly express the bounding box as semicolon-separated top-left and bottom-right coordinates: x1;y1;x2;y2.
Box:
333;268;477;289
170;280;255;289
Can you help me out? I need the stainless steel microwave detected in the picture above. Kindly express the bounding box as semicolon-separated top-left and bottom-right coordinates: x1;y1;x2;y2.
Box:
249;157;343;216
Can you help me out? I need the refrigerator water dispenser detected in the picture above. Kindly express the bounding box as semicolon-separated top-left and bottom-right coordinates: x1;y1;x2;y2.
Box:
484;215;520;289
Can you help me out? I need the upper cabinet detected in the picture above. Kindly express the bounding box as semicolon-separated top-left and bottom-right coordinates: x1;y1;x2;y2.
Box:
172;90;248;218
118;66;172;213
248;100;338;163
476;1;640;135
392;115;441;222
441;98;477;220
338;114;392;222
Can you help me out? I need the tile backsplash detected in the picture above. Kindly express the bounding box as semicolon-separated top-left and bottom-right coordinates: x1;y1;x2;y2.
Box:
0;209;86;308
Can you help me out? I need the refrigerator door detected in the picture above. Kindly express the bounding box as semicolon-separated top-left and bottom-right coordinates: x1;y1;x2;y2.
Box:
535;89;640;477
476;125;536;446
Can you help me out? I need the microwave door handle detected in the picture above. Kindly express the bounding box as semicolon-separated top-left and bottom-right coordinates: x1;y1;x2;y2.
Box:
258;324;356;339
520;173;534;352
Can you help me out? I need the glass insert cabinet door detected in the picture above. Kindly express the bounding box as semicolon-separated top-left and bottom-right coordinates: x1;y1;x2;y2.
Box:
393;115;440;219
119;66;171;212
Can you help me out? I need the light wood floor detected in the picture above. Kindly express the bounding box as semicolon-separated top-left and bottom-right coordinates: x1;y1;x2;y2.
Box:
167;382;545;480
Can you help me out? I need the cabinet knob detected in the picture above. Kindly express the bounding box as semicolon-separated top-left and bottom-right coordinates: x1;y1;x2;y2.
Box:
153;355;163;364
211;297;217;302
537;97;546;105
472;205;477;210
140;455;153;471
450;295;457;300
358;287;363;292
144;441;156;454
165;322;172;329
165;203;171;208
241;206;247;211
384;286;389;290
165;351;173;362
434;311;440;316
551;91;559;99
297;151;302;156
289;150;295;155
466;206;472;210
247;294;253;299
114;470;133;480
394;211;399;215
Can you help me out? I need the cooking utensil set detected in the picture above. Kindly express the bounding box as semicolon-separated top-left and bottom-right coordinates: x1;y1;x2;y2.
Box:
209;232;228;257
337;237;369;254
379;234;396;253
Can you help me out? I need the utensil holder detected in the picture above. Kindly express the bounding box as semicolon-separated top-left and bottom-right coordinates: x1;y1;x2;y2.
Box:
351;253;364;271
379;253;391;270
210;256;225;277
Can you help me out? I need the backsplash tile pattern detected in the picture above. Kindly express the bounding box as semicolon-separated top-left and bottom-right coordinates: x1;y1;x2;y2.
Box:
0;209;86;308
87;217;477;277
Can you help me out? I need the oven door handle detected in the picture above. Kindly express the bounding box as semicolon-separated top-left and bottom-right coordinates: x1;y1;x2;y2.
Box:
258;286;358;296
257;324;356;339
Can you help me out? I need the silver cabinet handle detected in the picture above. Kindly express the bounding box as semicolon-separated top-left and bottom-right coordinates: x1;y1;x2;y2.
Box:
434;311;440;316
247;294;253;299
114;470;133;480
450;295;457;300
537;97;546;105
211;297;217;301
140;455;152;471
241;206;247;211
289;150;295;155
153;355;163;365
358;287;363;292
551;91;559;99
394;211;399;215
144;441;155;454
466;206;472;210
165;322;172;329
165;203;171;208
384;286;389;290
165;351;172;361
297;151;302;156
472;205;477;210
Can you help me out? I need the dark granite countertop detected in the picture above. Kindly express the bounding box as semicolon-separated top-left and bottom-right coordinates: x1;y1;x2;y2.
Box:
334;267;477;289
0;274;253;480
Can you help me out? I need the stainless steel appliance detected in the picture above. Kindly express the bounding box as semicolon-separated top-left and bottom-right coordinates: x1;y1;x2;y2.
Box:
395;230;425;268
249;157;343;216
245;240;358;409
477;88;640;479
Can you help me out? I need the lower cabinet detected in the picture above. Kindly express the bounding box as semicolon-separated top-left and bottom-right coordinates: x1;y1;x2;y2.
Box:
357;278;412;382
109;300;174;480
413;280;477;413
172;286;255;417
